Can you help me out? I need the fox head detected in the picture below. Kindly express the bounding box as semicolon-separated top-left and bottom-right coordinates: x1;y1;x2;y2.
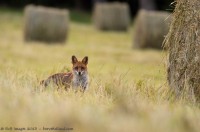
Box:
72;55;88;76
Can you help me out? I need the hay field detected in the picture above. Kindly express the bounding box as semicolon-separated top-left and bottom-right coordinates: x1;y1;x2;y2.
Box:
0;8;199;132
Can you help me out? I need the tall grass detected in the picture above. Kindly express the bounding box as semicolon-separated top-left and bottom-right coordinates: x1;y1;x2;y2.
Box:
0;8;199;132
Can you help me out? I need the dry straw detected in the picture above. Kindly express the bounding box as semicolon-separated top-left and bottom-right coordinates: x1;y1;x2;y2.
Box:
24;5;69;43
133;9;171;49
164;0;200;101
93;2;130;31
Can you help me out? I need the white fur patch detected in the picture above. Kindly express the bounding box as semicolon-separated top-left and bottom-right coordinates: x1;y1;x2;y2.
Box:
72;72;89;91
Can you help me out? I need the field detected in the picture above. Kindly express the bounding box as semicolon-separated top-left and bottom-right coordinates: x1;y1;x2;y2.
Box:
0;8;199;132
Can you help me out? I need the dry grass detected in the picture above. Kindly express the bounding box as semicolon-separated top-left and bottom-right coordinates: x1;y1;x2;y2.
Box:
0;8;200;132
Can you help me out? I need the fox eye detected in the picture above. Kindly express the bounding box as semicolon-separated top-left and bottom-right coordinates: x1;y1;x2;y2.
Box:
74;67;78;70
81;67;85;70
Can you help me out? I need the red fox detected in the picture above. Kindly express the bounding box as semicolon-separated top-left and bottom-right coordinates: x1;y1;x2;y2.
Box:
40;55;89;92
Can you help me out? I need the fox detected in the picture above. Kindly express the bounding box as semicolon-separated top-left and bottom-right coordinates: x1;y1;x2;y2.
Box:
40;55;89;92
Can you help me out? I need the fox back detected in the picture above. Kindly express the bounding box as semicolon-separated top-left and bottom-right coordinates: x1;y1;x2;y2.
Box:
41;55;89;92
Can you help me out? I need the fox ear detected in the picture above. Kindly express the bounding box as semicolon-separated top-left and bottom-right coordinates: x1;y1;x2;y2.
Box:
72;55;78;64
82;56;88;65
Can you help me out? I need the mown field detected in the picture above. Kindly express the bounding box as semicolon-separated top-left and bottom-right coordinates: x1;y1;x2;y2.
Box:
0;8;199;132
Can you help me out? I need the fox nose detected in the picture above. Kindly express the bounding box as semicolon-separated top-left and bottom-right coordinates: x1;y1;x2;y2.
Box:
78;72;81;75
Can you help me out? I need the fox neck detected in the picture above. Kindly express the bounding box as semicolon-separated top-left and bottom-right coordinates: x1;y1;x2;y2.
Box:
72;71;88;90
72;71;88;86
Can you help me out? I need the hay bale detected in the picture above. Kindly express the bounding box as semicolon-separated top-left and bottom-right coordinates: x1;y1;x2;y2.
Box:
93;2;130;31
24;5;69;43
164;0;200;101
133;9;171;49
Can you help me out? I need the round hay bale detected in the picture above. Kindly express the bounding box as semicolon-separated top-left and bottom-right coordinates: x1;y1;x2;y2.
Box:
93;2;130;31
164;0;200;101
133;9;171;49
24;5;69;43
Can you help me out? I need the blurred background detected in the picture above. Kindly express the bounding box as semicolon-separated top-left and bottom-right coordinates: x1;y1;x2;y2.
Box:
0;0;174;47
0;0;174;17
